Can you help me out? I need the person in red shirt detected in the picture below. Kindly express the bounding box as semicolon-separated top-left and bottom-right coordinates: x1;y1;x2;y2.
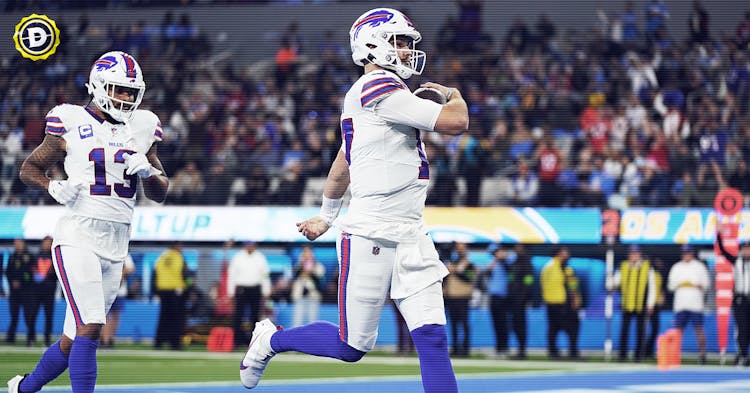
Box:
275;38;298;88
534;136;562;206
645;131;670;173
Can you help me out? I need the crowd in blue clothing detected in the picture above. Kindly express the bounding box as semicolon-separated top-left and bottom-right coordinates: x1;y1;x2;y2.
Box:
1;1;750;208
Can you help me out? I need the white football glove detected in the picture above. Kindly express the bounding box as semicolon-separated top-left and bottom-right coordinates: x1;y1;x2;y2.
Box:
122;152;162;179
47;180;85;206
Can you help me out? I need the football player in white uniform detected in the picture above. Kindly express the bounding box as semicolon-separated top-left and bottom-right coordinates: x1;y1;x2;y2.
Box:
8;51;169;393
241;8;468;392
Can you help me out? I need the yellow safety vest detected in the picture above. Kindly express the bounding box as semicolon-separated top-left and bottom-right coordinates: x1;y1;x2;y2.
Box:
154;249;186;291
620;260;650;312
542;258;578;305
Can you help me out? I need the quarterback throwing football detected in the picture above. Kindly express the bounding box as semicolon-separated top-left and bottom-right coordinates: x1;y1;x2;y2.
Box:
8;51;169;393
241;8;468;393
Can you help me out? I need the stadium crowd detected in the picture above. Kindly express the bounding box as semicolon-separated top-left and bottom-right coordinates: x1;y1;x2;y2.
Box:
1;1;750;209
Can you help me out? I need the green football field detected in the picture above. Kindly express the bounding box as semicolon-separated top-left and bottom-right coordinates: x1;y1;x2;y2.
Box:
0;347;561;387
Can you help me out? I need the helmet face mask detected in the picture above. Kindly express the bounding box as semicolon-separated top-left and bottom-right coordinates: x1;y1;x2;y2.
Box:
86;51;145;122
350;8;425;79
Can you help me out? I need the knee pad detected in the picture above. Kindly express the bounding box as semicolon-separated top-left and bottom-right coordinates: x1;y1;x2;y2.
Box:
338;341;366;362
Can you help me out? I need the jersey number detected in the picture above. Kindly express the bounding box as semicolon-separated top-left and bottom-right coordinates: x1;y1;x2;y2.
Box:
88;148;138;198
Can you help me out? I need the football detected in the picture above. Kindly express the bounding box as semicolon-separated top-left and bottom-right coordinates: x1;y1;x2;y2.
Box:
413;87;447;104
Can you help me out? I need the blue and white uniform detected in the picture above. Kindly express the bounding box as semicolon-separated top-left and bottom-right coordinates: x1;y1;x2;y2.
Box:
333;69;448;352
47;104;161;338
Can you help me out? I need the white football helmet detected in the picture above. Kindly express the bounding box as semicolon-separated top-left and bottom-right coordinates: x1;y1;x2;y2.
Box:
85;51;145;122
350;8;425;79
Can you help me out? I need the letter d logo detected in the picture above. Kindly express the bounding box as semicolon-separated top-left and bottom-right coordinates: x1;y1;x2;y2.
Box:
13;14;60;61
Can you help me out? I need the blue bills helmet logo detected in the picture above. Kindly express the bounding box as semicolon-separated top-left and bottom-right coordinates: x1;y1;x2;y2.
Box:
352;9;393;39
94;56;118;71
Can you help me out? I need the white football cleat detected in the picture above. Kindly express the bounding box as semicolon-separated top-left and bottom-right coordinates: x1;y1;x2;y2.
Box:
7;375;23;393
240;319;281;389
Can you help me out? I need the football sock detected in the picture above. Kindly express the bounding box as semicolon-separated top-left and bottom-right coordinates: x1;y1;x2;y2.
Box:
68;336;98;393
270;321;365;362
19;341;69;393
411;324;458;393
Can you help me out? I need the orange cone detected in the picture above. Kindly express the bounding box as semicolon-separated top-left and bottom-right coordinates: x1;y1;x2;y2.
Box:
207;326;235;352
657;328;682;370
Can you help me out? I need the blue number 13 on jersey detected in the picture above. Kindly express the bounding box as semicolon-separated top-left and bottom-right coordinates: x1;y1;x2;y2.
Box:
88;148;138;198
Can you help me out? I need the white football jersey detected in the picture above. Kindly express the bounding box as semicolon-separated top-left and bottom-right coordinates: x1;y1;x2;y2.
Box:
45;104;162;224
337;69;441;226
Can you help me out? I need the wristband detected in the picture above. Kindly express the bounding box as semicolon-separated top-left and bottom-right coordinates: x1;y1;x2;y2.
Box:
319;196;343;225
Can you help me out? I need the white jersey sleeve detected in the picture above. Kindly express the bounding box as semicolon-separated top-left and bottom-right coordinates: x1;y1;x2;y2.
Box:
374;90;442;132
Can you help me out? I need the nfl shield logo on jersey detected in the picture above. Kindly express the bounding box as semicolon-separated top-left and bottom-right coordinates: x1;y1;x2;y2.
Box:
78;124;93;139
372;246;380;255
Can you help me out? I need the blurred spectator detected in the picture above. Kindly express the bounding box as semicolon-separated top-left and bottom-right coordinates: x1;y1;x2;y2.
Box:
534;136;562;206
29;236;57;346
275;38;298;88
505;17;530;54
455;131;484;206
644;0;670;43
101;254;135;348
425;141;456;206
168;161;204;205
4;239;35;345
556;159;579;207
444;242;476;357
321;268;339;305
290;246;325;327
583;156;616;207
485;243;533;359
729;160;750;196
237;166;270;205
644;258;666;359
201;163;232;205
607;245;656;362
541;246;581;359
274;161;307;205
621;1;640;48
535;14;556;51
687;1;710;46
1;118;24;182
455;0;488;53
509;244;534;358
22;103;44;151
228;241;270;347
153;242;190;350
737;12;750;49
667;245;709;364
509;160;538;206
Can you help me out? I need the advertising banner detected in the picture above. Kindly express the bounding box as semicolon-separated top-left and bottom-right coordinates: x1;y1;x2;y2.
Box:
0;206;601;244
620;208;750;244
